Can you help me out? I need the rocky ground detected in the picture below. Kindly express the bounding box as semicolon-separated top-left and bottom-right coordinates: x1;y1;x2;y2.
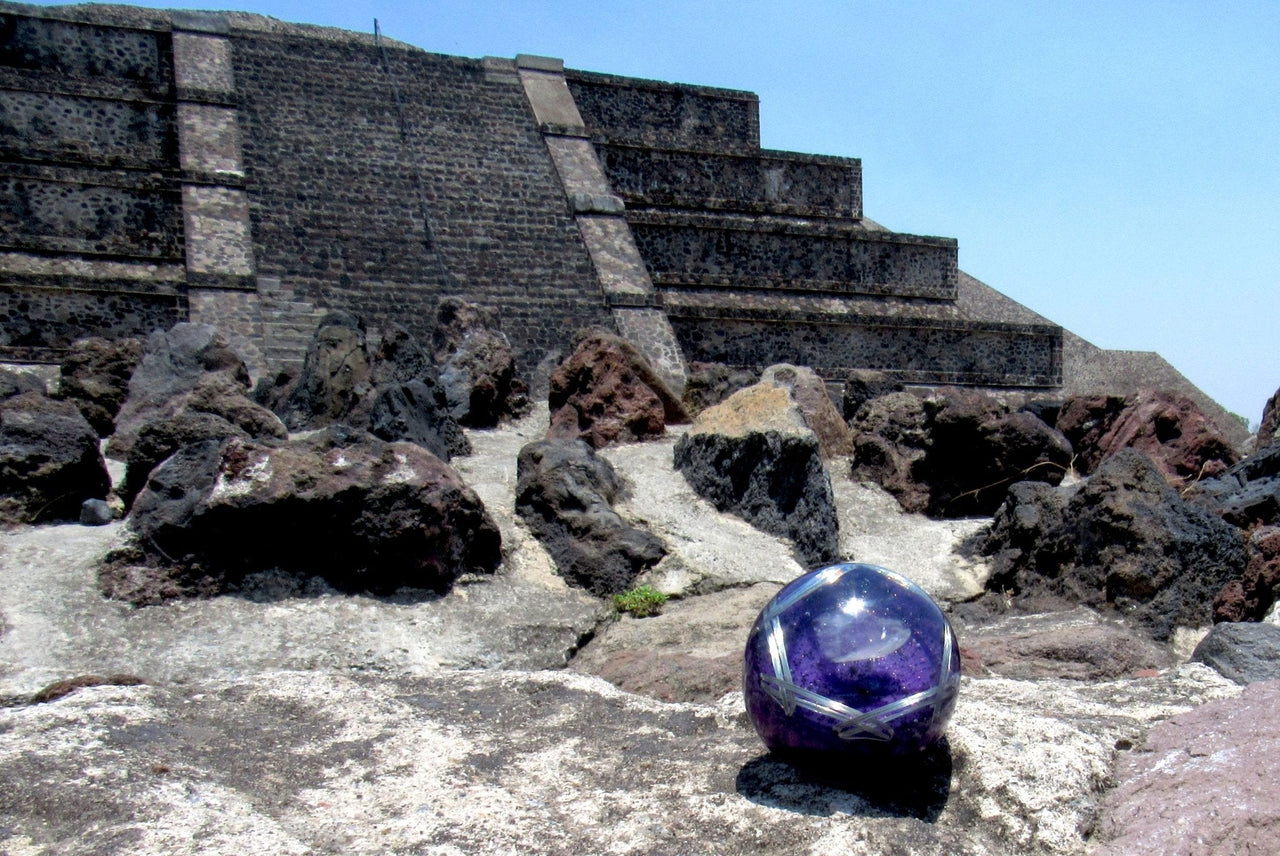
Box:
1;403;1271;855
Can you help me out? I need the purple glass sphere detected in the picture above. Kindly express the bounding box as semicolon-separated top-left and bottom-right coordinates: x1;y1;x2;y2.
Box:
743;562;960;757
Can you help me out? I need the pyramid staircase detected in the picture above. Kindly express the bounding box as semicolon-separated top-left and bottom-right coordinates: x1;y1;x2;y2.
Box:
564;70;1062;390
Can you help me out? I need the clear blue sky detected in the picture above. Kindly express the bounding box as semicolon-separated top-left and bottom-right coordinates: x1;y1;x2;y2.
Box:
51;0;1280;425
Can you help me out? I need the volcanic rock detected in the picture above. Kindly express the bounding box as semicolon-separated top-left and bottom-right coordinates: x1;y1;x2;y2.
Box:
56;336;143;437
680;361;758;417
120;428;500;600
1056;391;1240;482
275;311;372;430
673;383;839;567
107;323;251;460
982;449;1246;640
515;438;665;595
954;607;1177;681
0;368;47;401
1093;680;1280;856
849;387;1071;517
0;392;110;525
1189;442;1280;529
842;368;904;420
1191;622;1280;684
368;379;471;461
759;363;852;459
1212;525;1280;622
547;329;687;449
1257;386;1279;451
431;298;529;427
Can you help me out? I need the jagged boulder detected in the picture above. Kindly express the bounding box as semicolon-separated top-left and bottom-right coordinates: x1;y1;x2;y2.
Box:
276;311;372;430
841;368;904;421
917;388;1072;516
1056;390;1240;482
0;368;46;401
515;438;665;595
849;387;1071;517
120;411;251;510
368;380;470;461
1257;387;1280;451
1213;526;1280;622
1189;443;1280;529
119;427;500;601
1192;622;1280;684
680;361;758;417
673;383;839;567
547;329;687;449
432;298;529;427
56;336;143;437
982;449;1247;640
107;323;251;460
0;392;110;524
759;364;852;459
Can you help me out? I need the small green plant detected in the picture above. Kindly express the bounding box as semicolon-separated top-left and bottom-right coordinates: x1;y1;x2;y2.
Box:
612;585;669;618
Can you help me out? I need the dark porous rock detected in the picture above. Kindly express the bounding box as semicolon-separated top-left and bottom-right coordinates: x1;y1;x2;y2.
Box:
674;383;839;568
1189;443;1280;529
917;388;1072;517
431;296;503;361
368;379;471;461
1057;391;1240;482
108;323;251;460
120;411;251;509
515;438;665;596
680;361;758;417
841;368;904;421
179;373;288;442
849;387;1070;517
1213;526;1280;622
982;449;1246;640
78;498;115;526
373;322;435;386
56;336;144;437
1094;680;1280;856
954;607;1177;681
122;428;500;601
1192;622;1280;684
848;390;931;512
0;368;47;401
431;299;529;427
547;329;688;449
0;392;110;524
276;312;373;431
1257;386;1280;452
759;364;852;459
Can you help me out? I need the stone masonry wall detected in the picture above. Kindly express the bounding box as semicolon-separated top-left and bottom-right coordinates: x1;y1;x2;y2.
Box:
0;6;186;360
230;31;610;368
566;69;760;153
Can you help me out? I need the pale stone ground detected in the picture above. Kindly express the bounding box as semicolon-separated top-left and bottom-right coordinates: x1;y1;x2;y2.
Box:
0;409;1243;854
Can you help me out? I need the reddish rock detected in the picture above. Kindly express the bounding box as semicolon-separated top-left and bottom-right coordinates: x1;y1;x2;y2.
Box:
759;364;852;459
547;330;687;449
1258;387;1280;452
953;607;1176;681
1093;680;1280;856
849;387;1070;517
1057;390;1240;483
1213;526;1280;622
57;337;144;437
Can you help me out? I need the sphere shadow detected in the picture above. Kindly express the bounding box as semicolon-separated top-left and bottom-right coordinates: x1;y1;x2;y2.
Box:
734;737;953;822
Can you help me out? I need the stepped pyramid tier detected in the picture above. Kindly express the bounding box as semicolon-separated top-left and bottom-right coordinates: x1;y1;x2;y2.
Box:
0;3;1243;443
